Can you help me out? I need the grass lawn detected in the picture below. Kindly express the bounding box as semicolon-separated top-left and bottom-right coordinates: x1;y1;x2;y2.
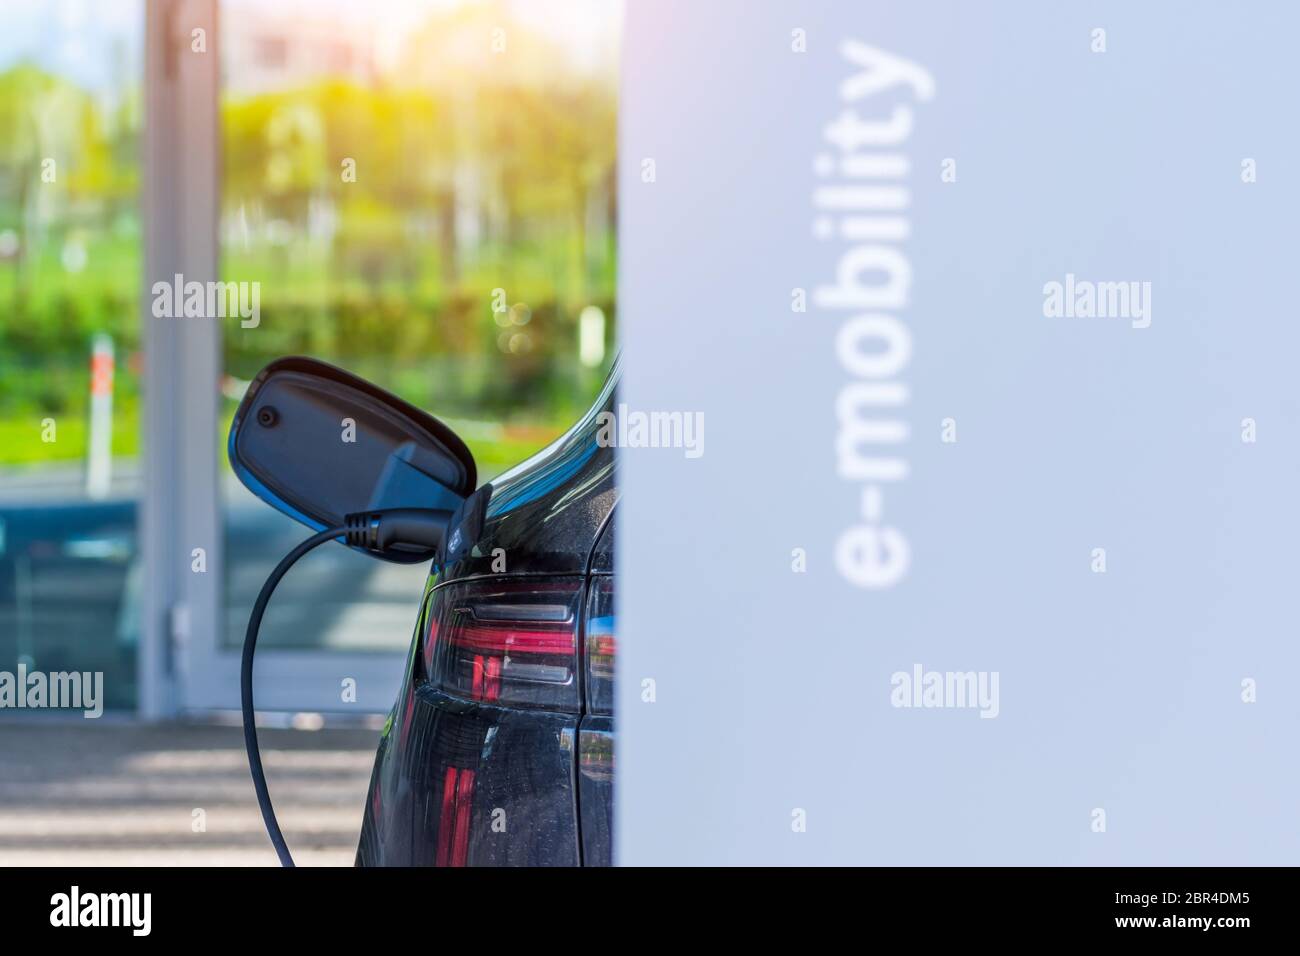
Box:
1;417;561;490
0;407;141;466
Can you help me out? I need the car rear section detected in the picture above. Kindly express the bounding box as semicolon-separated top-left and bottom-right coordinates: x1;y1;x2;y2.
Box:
356;369;617;866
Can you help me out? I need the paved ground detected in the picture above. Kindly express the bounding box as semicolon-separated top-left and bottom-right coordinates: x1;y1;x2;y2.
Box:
0;720;380;866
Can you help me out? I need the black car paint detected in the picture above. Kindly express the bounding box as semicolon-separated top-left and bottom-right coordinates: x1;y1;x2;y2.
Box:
577;507;615;865
357;367;617;866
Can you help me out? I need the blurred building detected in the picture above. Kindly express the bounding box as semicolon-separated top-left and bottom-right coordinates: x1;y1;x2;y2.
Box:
221;5;378;95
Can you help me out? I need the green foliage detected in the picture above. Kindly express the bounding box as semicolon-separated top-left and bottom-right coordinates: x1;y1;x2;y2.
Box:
0;12;618;469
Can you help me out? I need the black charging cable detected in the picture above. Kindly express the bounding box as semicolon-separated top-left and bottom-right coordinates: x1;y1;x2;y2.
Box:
241;508;452;867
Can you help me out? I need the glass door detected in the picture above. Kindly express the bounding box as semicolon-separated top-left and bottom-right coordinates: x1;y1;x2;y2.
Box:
0;0;144;714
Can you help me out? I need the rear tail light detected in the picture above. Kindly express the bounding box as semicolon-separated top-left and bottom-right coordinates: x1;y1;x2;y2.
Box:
436;766;476;867
423;578;583;711
585;576;614;715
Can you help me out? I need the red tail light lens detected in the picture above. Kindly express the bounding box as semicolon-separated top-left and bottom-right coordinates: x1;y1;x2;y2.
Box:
423;579;583;711
585;576;614;715
436;766;477;867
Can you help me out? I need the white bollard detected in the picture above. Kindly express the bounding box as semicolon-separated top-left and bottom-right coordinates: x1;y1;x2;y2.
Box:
579;306;606;368
85;333;114;500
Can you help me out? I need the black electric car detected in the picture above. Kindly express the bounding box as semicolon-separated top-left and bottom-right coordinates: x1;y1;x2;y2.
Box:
229;356;617;866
